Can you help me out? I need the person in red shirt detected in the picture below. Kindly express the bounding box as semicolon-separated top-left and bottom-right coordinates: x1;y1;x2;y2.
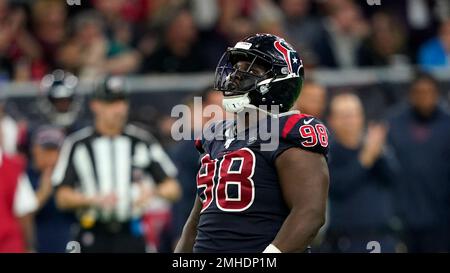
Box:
0;147;38;253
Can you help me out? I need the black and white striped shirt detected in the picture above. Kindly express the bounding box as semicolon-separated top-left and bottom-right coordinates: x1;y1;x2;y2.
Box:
52;124;177;222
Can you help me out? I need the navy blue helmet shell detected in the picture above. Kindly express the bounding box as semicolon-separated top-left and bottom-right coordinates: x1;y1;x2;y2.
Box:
214;33;304;113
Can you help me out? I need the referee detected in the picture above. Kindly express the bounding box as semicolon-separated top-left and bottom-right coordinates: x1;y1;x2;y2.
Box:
52;76;181;253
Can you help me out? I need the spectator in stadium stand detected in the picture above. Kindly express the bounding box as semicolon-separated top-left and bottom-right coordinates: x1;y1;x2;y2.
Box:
31;0;68;76
387;72;450;252
62;10;140;81
27;126;76;253
294;80;328;120
279;0;324;67
216;0;286;47
418;19;450;69
247;0;287;36
216;0;257;45
52;75;181;253
139;8;209;73
357;0;442;60
0;145;38;253
357;11;410;67
92;0;135;48
312;0;369;68
0;0;15;79
324;93;401;253
0;2;43;81
170;87;224;245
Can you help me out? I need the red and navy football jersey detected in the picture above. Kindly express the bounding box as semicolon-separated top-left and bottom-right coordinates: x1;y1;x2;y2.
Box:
193;113;329;253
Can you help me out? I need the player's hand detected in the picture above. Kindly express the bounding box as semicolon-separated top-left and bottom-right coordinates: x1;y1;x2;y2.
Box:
359;123;388;168
92;193;118;211
39;167;54;196
36;166;56;209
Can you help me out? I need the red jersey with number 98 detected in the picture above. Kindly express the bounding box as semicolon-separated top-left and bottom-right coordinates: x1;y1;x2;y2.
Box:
193;113;329;253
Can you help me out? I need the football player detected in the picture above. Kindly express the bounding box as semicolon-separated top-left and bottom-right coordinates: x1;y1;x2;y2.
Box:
175;34;330;253
37;70;83;130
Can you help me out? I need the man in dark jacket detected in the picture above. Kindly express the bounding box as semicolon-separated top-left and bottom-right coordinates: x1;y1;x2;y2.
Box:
388;72;450;252
324;93;401;253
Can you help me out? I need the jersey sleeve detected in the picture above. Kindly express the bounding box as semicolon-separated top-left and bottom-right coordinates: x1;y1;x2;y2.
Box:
273;114;330;160
14;174;38;217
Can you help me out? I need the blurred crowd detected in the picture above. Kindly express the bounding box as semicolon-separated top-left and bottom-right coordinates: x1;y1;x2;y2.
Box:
1;0;450;253
1;71;450;253
1;0;450;83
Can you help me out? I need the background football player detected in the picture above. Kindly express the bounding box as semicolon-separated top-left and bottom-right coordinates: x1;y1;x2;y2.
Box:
35;69;84;132
175;34;330;253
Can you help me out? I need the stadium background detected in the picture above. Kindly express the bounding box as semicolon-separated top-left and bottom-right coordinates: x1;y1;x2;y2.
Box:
1;0;450;253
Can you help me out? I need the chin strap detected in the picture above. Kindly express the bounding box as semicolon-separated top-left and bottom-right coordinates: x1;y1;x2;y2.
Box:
222;93;251;113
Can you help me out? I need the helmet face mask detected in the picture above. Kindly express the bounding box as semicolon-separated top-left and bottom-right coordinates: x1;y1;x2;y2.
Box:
49;97;74;113
214;34;304;114
215;49;274;96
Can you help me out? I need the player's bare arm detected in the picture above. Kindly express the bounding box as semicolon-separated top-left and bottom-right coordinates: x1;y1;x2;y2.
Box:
271;148;329;253
174;196;202;253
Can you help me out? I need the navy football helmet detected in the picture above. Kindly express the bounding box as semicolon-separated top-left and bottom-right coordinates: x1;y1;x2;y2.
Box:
38;69;81;127
214;33;304;113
